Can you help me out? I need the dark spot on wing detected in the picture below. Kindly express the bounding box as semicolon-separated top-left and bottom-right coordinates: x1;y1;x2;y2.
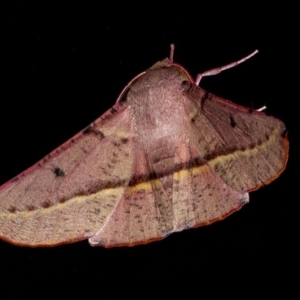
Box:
94;208;101;214
201;91;210;109
82;124;105;139
214;162;222;172
249;143;256;149
96;130;105;139
121;137;129;144
230;115;236;127
41;201;51;208
26;205;35;211
112;141;120;147
110;107;117;114
53;167;65;177
8;206;16;213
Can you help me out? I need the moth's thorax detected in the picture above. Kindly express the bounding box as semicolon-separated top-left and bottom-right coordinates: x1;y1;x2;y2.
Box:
127;66;188;148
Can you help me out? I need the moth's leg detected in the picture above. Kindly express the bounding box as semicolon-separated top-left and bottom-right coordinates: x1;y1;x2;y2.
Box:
195;50;258;85
256;105;267;111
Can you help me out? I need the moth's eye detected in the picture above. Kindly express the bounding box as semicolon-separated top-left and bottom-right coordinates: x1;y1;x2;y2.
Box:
181;80;193;91
181;80;189;86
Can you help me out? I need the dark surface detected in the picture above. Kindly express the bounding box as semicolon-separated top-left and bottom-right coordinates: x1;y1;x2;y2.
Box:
2;3;297;294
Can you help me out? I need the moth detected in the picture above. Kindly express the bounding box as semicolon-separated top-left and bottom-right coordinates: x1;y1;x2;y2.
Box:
0;45;288;247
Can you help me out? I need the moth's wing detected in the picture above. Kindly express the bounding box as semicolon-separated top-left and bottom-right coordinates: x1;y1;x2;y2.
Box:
0;103;137;246
169;83;288;231
182;82;288;192
171;142;249;232
88;147;175;247
89;83;275;246
89;135;249;247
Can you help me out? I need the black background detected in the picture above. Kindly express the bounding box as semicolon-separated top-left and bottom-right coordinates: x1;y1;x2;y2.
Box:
1;3;297;294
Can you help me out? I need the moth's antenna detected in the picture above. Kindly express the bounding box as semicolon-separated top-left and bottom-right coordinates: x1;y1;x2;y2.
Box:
195;50;259;85
170;44;175;62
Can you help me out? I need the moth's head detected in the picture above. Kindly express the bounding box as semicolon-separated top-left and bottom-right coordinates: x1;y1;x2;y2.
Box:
150;58;194;84
116;57;194;103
